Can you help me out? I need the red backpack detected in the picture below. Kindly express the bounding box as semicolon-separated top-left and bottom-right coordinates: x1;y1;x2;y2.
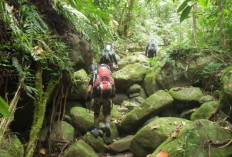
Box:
93;64;115;98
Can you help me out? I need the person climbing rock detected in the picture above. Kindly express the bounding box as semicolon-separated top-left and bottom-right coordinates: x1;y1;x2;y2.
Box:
85;64;116;138
100;42;118;72
145;39;157;58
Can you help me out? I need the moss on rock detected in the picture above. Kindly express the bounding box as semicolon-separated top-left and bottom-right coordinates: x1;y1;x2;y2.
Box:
151;119;232;157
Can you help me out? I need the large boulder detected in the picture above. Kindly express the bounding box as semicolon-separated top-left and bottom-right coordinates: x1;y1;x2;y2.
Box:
117;52;148;69
112;63;148;91
169;87;203;111
68;69;90;100
64;140;98;157
83;132;108;153
130;117;191;157
156;52;218;89
190;101;226;121
143;67;161;96
169;87;203;102
0;134;24;157
70;107;94;134
151;119;232;157
120;90;174;133
39;121;75;142
110;135;134;153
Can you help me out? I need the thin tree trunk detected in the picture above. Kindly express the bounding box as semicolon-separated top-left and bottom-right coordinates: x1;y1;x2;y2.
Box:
26;65;58;157
218;0;226;50
123;0;135;49
192;4;197;46
0;78;24;144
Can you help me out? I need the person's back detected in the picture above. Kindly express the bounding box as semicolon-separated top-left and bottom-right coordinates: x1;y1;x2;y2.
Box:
100;42;118;71
145;39;157;58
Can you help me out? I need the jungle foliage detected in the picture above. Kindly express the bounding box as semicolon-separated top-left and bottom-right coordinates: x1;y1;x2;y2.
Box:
0;0;232;156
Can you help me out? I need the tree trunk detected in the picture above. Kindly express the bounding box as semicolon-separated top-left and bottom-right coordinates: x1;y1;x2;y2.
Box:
218;0;226;50
25;65;58;157
192;4;197;46
123;0;135;49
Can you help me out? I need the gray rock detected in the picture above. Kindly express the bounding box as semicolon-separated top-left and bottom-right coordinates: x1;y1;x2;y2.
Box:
83;132;108;153
130;117;191;157
120;90;174;133
127;84;142;94
110;135;134;153
151;119;232;157
40;121;75;142
64;140;98;157
199;95;215;104
70;107;94;134
114;93;128;105
112;63;148;91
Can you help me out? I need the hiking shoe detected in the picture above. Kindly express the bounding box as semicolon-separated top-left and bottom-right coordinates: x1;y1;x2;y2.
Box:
105;122;111;137
91;128;99;138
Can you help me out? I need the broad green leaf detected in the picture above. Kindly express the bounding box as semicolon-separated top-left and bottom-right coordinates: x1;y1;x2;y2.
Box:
199;0;209;7
180;6;192;22
177;0;191;13
0;96;11;117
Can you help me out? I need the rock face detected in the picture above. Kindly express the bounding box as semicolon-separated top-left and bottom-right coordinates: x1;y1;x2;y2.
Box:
0;134;24;157
112;63;148;91
120;90;174;133
64;140;98;157
156;54;218;89
40;121;75;142
68;69;90;100
130;117;191;157
151;119;232;157
70;107;94;134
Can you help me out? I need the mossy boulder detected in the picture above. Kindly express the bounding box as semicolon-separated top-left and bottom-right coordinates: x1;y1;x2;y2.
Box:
68;69;90;100
143;67;161;96
0;134;24;157
169;87;203;102
151;119;232;157
130;117;191;157
114;93;128;105
112;63;148;91
70;107;94;134
39;121;75;142
190;101;226;121
156;54;217;89
110;135;134;153
83;132;108;153
127;84;142;94
102;122;119;144
199;95;215;104
120;90;174;133
117;52;148;69
64;140;98;157
221;66;232;99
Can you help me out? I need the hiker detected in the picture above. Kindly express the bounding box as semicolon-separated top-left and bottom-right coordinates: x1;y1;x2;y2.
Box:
145;39;157;58
85;64;115;138
100;42;118;72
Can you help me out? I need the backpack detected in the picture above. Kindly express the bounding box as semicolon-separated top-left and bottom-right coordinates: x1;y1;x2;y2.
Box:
101;44;114;63
93;64;115;99
148;43;156;52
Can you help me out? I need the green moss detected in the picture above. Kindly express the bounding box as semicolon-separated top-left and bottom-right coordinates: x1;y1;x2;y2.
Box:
130;117;191;157
64;140;98;157
169;87;203;102
152;119;232;157
190;101;219;121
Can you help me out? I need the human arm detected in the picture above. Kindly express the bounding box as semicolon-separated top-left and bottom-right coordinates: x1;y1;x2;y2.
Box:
85;84;93;100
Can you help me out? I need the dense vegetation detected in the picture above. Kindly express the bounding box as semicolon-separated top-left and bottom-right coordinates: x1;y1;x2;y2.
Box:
0;0;231;156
